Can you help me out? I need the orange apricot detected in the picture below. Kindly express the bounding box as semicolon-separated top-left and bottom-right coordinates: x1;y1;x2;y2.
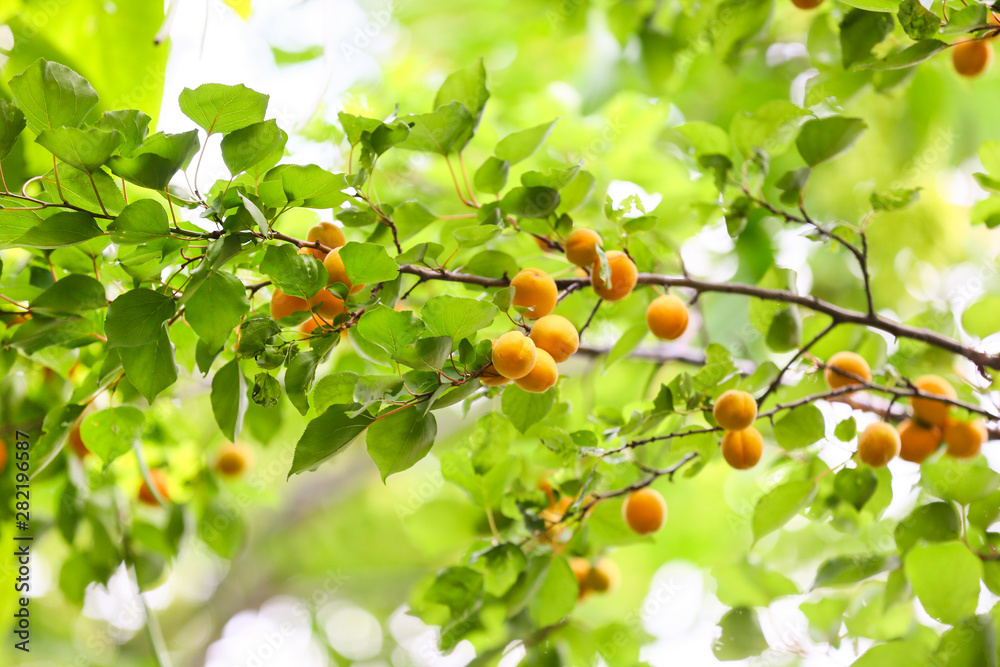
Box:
0;438;6;474
622;487;666;535
591;251;637;302
897;419;941;463
514;348;559;393
270;289;310;321
584;558;620;593
308;289;347;321
216;443;252;477
67;423;90;458
323;248;364;295
564;228;603;267
857;422;900;468
713;390;758;431
479;364;511;387
791;0;824;8
570;558;591;597
911;375;957;427
953;40;992;77
511;268;558;319
721;427;764;470
824;351;871;390
646;294;689;340
529;314;579;362
491;331;537;380
304;222;346;259
944;419;987;459
138;469;171;506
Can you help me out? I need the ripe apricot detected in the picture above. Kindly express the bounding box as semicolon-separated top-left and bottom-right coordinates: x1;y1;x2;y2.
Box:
791;0;824;8
216;443;252;477
897;419;941;463
953;40;992;77
570;558;591;596
721;427;764;470
67;423;90;457
492;331;537;379
713;390;758;431
511;268;558;319
646;294;689;340
479;364;511;387
308;289;347;321
584;558;620;593
944;419;987;459
299;317;322;336
529;314;579;362
591;251;638;302
857;422;900;467
304;222;346;259
565;228;603;267
270;289;309;321
622;487;666;535
138;469;170;506
323;248;364;294
824;351;871;390
515;348;559;393
0;438;6;474
911;375;957;427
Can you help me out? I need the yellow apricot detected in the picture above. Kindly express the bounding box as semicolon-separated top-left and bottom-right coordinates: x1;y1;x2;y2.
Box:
299;317;324;336
270;289;309;321
565;228;603;267
897;419;941;463
308;290;347;321
511;268;558;319
479;364;511;387
791;0;824;8
492;331;537;379
323;248;364;294
591;251;638;302
646;294;689;340
216;443;252;477
714;390;758;431
911;375;957;427
529;314;579;362
304;222;346;259
570;558;591;597
721;427;764;470
857;422;900;467
138;469;170;506
515;348;559;393
824;351;871;390
584;558;620;594
622;487;666;535
953;40;992;77
944;419;987;459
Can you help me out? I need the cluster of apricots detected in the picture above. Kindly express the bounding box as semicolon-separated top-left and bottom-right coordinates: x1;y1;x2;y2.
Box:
485;228;691;390
824;351;988;467
570;557;620;599
269;222;350;335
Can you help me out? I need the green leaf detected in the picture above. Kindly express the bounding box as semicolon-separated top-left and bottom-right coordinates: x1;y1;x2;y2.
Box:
421;295;497;342
0;100;26;159
400;102;475;155
932;615;999;667
36;127;123;173
676;121;731;156
13;211;103;249
833;466;877;510
272;45;324;65
712;607;768;661
897;0;941;40
288;404;376;477
198;502;246;559
105;288;176;346
500;186;560;218
502;385;555;434
93;109;152;156
108;199;170;245
711;560;799;607
108;130;201;190
796;117;868;166
220;119;285;174
338;112;381;146
339;241;400;284
362;121;411;156
80;406;145;469
730;100;810;157
285;350;321;415
259;244;327;299
312;372;360;415
773;404;825;449
496;120;558;165
894;502;960;553
606;323;647;368
425;566;483;616
118;328;178;403
752;480;816;542
871;187;920;211
393;201;438;239
433;59;489;149
211;359;248;441
367;406;438;481
185;270;249;350
766;306;802;351
473;543;527;597
853;640;932;667
839;0;899;10
179;83;269;135
356;305;425;357
860;40;948;70
474;156;509;193
9;59;99;134
922;457;1000;505
30;274;107;316
265;164;350;208
812;554;896;588
251;372;281;407
528;557;578;627
904;541;982;624
963;295;1000;338
453;225;501;246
